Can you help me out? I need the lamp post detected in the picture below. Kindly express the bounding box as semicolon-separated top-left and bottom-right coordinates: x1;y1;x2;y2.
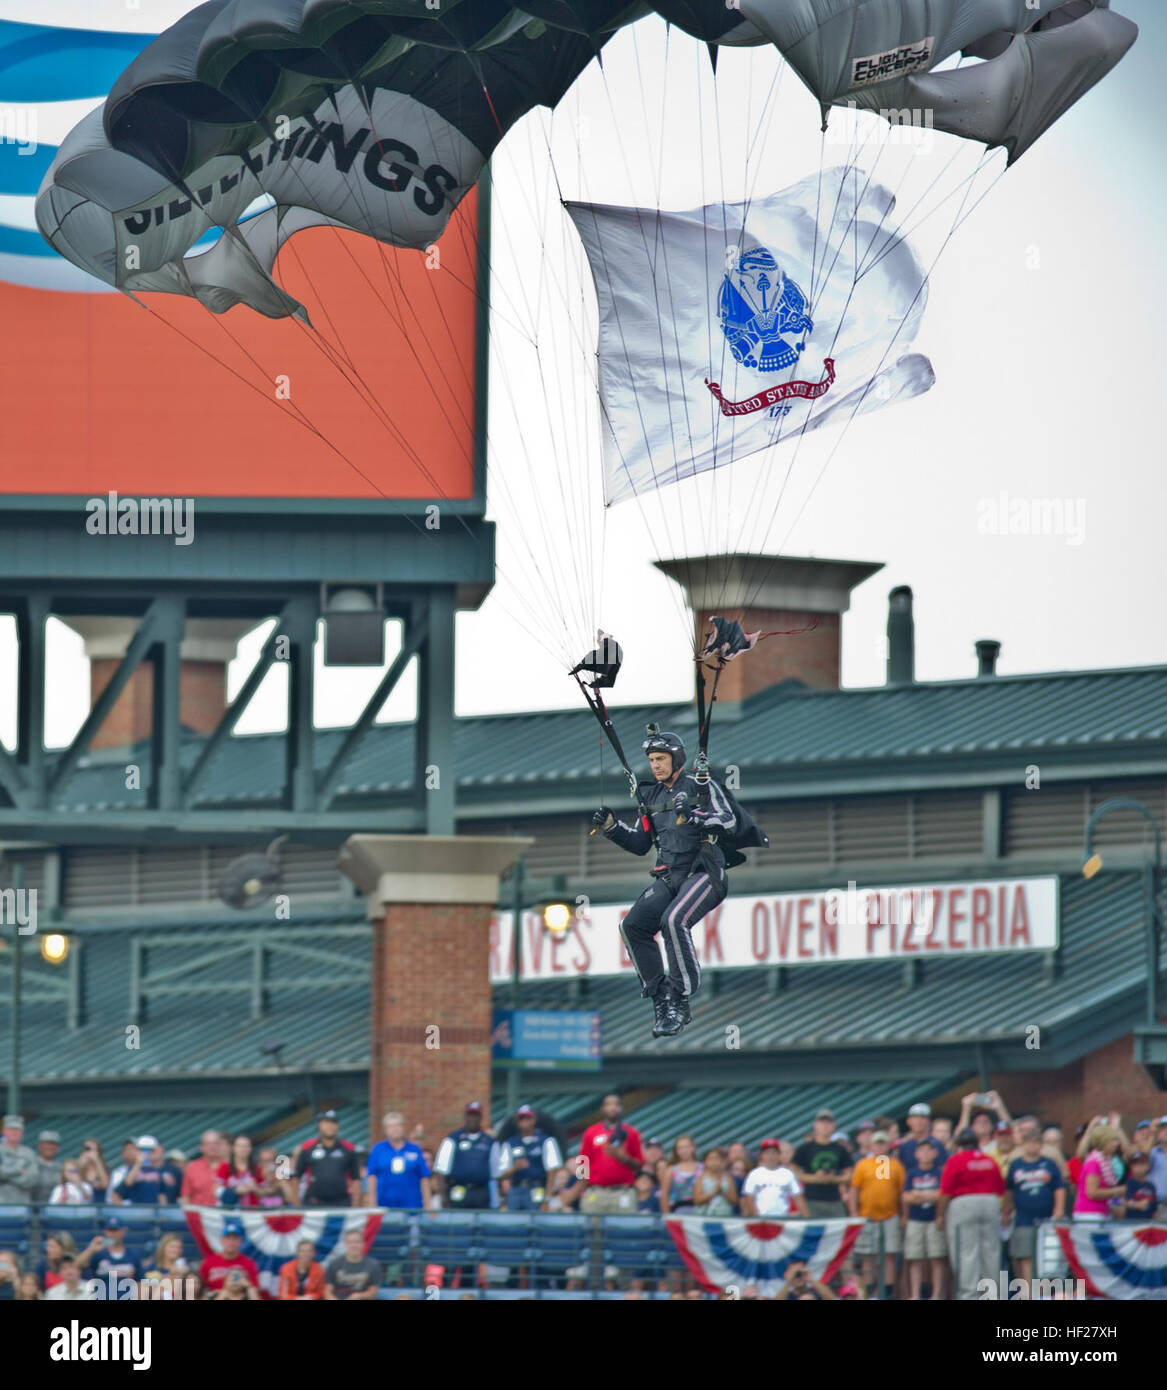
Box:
503;858;572;1116
1082;797;1162;1027
7;864;22;1117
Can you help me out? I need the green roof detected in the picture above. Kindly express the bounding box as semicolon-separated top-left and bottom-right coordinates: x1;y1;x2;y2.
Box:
49;664;1167;813
3;911;368;1082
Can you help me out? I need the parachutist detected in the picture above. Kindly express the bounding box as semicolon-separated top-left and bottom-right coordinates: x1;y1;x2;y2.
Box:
591;727;764;1040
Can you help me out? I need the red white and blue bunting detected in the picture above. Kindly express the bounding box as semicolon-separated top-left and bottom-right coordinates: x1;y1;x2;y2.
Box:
1054;1222;1167;1300
184;1206;383;1298
666;1216;863;1297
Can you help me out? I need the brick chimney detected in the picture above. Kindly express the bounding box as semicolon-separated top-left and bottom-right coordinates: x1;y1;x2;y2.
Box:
654;553;883;699
61;617;257;750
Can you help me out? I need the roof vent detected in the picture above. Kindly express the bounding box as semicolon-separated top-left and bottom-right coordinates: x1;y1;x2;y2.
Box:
975;640;1001;678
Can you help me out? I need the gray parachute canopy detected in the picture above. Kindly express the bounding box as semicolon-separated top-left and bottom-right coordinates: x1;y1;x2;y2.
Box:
36;0;1136;318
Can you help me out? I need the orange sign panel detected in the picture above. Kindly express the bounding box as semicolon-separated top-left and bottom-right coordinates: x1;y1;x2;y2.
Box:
0;191;479;502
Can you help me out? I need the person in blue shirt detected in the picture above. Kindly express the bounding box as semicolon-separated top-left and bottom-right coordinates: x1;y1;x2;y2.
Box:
433;1102;495;1210
1119;1152;1158;1222
897;1103;948;1170
901;1138;946;1301
1004;1127;1065;1286
76;1216;143;1299
114;1136;182;1206
491;1106;563;1212
364;1111;432;1211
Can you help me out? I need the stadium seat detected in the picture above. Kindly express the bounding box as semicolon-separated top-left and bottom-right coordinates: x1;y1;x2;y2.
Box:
528;1214;589;1287
0;1204;32;1252
474;1214;533;1266
600;1214;661;1277
39;1205;99;1241
415;1211;478;1268
369;1209;412;1265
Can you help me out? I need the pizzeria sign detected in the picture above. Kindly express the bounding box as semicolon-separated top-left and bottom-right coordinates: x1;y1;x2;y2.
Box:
489;876;1059;983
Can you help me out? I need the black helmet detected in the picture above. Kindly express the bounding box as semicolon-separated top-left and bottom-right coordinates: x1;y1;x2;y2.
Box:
643;724;686;773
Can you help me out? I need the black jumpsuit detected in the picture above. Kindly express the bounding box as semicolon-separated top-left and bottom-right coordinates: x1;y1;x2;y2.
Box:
603;774;737;1000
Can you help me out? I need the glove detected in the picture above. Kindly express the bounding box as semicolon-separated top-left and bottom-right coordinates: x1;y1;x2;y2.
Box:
591;806;615;832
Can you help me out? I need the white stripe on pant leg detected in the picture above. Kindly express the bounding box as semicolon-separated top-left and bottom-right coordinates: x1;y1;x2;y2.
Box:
665;874;709;996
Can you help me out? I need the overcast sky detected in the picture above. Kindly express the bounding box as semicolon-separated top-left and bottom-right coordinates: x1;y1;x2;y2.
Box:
1;1;1162;748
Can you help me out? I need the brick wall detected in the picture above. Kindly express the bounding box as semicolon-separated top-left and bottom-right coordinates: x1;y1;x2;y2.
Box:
929;1030;1167;1137
989;1032;1167;1136
90;658;228;749
369;901;494;1148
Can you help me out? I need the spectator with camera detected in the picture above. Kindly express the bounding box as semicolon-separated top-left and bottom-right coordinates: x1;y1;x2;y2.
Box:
199;1219;259;1295
775;1261;835;1301
1072;1122;1127;1222
693;1146;740;1216
115;1136;182;1205
48;1157;94;1205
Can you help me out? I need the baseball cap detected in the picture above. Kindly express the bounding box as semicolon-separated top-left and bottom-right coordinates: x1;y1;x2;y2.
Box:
464;1101;483;1114
1136;1120;1151;1129
137;1135;160;1151
855;1119;875;1132
315;1109;339;1124
102;1215;125;1230
831;1130;849;1143
38;1130;61;1144
996;1120;1012;1133
908;1103;931;1117
516;1105;535;1118
813;1108;835;1121
871;1131;890;1143
2;1114;24;1130
759;1138;781;1150
222;1219;244;1238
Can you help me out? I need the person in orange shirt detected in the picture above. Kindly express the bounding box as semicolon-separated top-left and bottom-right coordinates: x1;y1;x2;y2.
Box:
277;1239;326;1301
847;1131;906;1298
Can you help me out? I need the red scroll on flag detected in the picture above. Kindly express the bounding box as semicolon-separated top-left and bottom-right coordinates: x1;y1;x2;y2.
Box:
705;358;836;417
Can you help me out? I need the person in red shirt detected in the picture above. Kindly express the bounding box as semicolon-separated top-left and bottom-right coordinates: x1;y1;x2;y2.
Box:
199;1220;260;1298
936;1127;1005;1300
180;1130;226;1207
217;1134;263;1208
578;1094;644;1214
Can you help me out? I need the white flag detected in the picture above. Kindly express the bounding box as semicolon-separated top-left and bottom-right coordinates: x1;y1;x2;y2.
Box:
566;167;934;505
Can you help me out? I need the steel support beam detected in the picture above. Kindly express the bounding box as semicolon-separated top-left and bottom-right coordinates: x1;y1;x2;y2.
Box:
316;601;431;810
15;593;50;807
415;589;456;836
284;596;318;813
50;600;164;800
148;597;185;812
181;611;290;808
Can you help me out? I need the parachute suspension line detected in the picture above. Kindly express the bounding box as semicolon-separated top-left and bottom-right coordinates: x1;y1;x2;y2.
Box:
128;297;396;497
571;671;654;845
324;88;589;664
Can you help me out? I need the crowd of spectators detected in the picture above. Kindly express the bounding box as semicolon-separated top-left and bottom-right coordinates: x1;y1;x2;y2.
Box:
1;1091;1165;1301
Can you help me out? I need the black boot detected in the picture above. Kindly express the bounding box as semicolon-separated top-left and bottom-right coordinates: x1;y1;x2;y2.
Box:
651;986;683;1038
672;988;691;1029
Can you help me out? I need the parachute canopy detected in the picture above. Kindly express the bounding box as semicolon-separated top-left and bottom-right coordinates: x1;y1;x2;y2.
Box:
37;1;1136;318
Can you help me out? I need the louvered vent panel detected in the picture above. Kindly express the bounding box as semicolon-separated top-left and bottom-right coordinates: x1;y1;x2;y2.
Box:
64;848;137;910
912;793;983;858
746;801;834;868
834;796;911;860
